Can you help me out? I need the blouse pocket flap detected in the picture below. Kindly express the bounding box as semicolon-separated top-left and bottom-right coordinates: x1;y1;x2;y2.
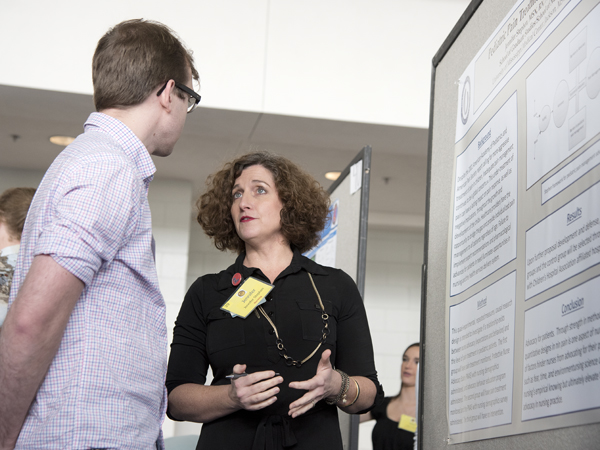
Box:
206;308;245;354
295;300;336;342
296;301;327;312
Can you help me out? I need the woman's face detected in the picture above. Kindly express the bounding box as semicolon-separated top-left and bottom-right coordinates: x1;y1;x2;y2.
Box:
230;164;285;248
401;345;420;387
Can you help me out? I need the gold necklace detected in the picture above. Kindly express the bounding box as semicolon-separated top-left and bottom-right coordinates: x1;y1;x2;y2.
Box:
258;272;329;367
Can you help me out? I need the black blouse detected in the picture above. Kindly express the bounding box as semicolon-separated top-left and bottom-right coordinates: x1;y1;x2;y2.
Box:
166;249;383;449
370;397;415;450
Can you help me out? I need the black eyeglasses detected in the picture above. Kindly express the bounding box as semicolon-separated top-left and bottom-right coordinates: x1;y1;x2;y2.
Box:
157;80;201;113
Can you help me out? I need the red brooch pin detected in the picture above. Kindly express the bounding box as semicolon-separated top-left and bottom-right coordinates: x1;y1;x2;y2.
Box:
232;273;242;286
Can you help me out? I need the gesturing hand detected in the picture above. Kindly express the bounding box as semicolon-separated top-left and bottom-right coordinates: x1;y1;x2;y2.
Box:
287;349;339;418
228;364;283;411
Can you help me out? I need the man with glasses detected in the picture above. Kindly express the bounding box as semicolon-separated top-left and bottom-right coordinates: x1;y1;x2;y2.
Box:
157;80;201;114
0;19;199;450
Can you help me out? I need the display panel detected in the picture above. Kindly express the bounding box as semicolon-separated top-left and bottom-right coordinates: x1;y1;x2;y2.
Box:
422;0;600;448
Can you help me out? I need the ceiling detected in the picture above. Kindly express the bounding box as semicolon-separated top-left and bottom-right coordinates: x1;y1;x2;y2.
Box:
0;83;429;230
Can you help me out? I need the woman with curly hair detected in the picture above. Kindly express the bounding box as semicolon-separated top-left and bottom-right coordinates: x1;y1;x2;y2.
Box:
166;152;383;449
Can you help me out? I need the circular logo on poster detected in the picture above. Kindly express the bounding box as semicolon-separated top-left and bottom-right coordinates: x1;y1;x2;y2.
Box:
460;76;471;125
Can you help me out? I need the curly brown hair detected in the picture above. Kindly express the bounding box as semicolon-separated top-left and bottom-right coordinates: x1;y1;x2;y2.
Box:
197;152;330;254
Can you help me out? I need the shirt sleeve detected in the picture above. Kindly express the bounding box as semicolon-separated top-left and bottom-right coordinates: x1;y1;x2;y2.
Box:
34;153;142;286
166;277;210;394
370;397;389;421
331;269;385;413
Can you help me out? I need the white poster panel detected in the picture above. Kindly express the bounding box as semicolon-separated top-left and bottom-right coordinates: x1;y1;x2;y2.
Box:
350;160;363;195
450;94;518;296
526;181;600;300
449;272;516;434
526;3;600;188
522;275;600;420
456;0;580;142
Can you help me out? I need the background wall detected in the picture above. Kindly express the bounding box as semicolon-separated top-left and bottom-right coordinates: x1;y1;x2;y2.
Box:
0;168;44;191
0;0;469;129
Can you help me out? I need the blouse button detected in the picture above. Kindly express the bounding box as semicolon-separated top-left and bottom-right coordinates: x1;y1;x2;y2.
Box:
268;311;274;317
269;328;275;335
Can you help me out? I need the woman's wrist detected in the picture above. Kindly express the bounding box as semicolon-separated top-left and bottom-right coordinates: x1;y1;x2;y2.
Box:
326;369;350;405
227;383;244;411
325;369;342;403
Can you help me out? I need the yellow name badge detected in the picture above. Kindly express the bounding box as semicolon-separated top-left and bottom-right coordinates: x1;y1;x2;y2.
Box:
398;414;417;433
221;277;274;318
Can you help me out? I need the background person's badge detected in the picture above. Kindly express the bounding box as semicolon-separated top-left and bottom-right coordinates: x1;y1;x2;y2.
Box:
398;414;417;433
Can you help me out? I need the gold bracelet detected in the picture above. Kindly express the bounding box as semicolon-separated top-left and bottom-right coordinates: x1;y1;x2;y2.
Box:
346;378;360;407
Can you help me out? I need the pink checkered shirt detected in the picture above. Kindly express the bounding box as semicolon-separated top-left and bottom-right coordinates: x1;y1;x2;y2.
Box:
9;113;167;449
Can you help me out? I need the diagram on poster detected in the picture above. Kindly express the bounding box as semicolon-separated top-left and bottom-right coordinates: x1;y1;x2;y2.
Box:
450;94;518;296
527;4;600;189
522;275;600;421
449;272;516;434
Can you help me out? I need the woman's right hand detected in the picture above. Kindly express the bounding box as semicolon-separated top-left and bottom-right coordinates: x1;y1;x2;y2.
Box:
228;364;283;411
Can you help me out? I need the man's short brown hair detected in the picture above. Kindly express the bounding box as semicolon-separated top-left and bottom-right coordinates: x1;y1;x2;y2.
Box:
0;187;36;242
92;19;199;111
197;152;331;254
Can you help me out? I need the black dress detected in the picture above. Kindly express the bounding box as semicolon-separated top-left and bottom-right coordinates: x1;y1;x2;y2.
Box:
370;397;415;450
166;249;383;450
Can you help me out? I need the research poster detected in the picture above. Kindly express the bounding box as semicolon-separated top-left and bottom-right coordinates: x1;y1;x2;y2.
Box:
526;3;600;188
522;275;600;421
449;272;516;434
446;0;600;443
450;94;518;297
304;199;339;267
525;181;600;299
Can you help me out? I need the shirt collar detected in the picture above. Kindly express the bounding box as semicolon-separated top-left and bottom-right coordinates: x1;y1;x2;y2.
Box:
216;247;328;291
84;112;156;183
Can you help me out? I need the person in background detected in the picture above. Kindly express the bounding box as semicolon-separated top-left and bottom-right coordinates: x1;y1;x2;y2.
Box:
361;343;420;450
0;187;35;329
166;151;383;449
0;19;200;450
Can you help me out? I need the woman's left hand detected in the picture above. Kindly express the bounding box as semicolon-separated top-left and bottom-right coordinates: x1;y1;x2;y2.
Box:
287;349;340;418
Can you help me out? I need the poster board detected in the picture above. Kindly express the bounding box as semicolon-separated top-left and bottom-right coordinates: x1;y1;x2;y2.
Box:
304;146;371;450
422;0;600;448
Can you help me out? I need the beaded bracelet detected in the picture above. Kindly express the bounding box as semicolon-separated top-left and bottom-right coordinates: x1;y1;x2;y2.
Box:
326;369;350;405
